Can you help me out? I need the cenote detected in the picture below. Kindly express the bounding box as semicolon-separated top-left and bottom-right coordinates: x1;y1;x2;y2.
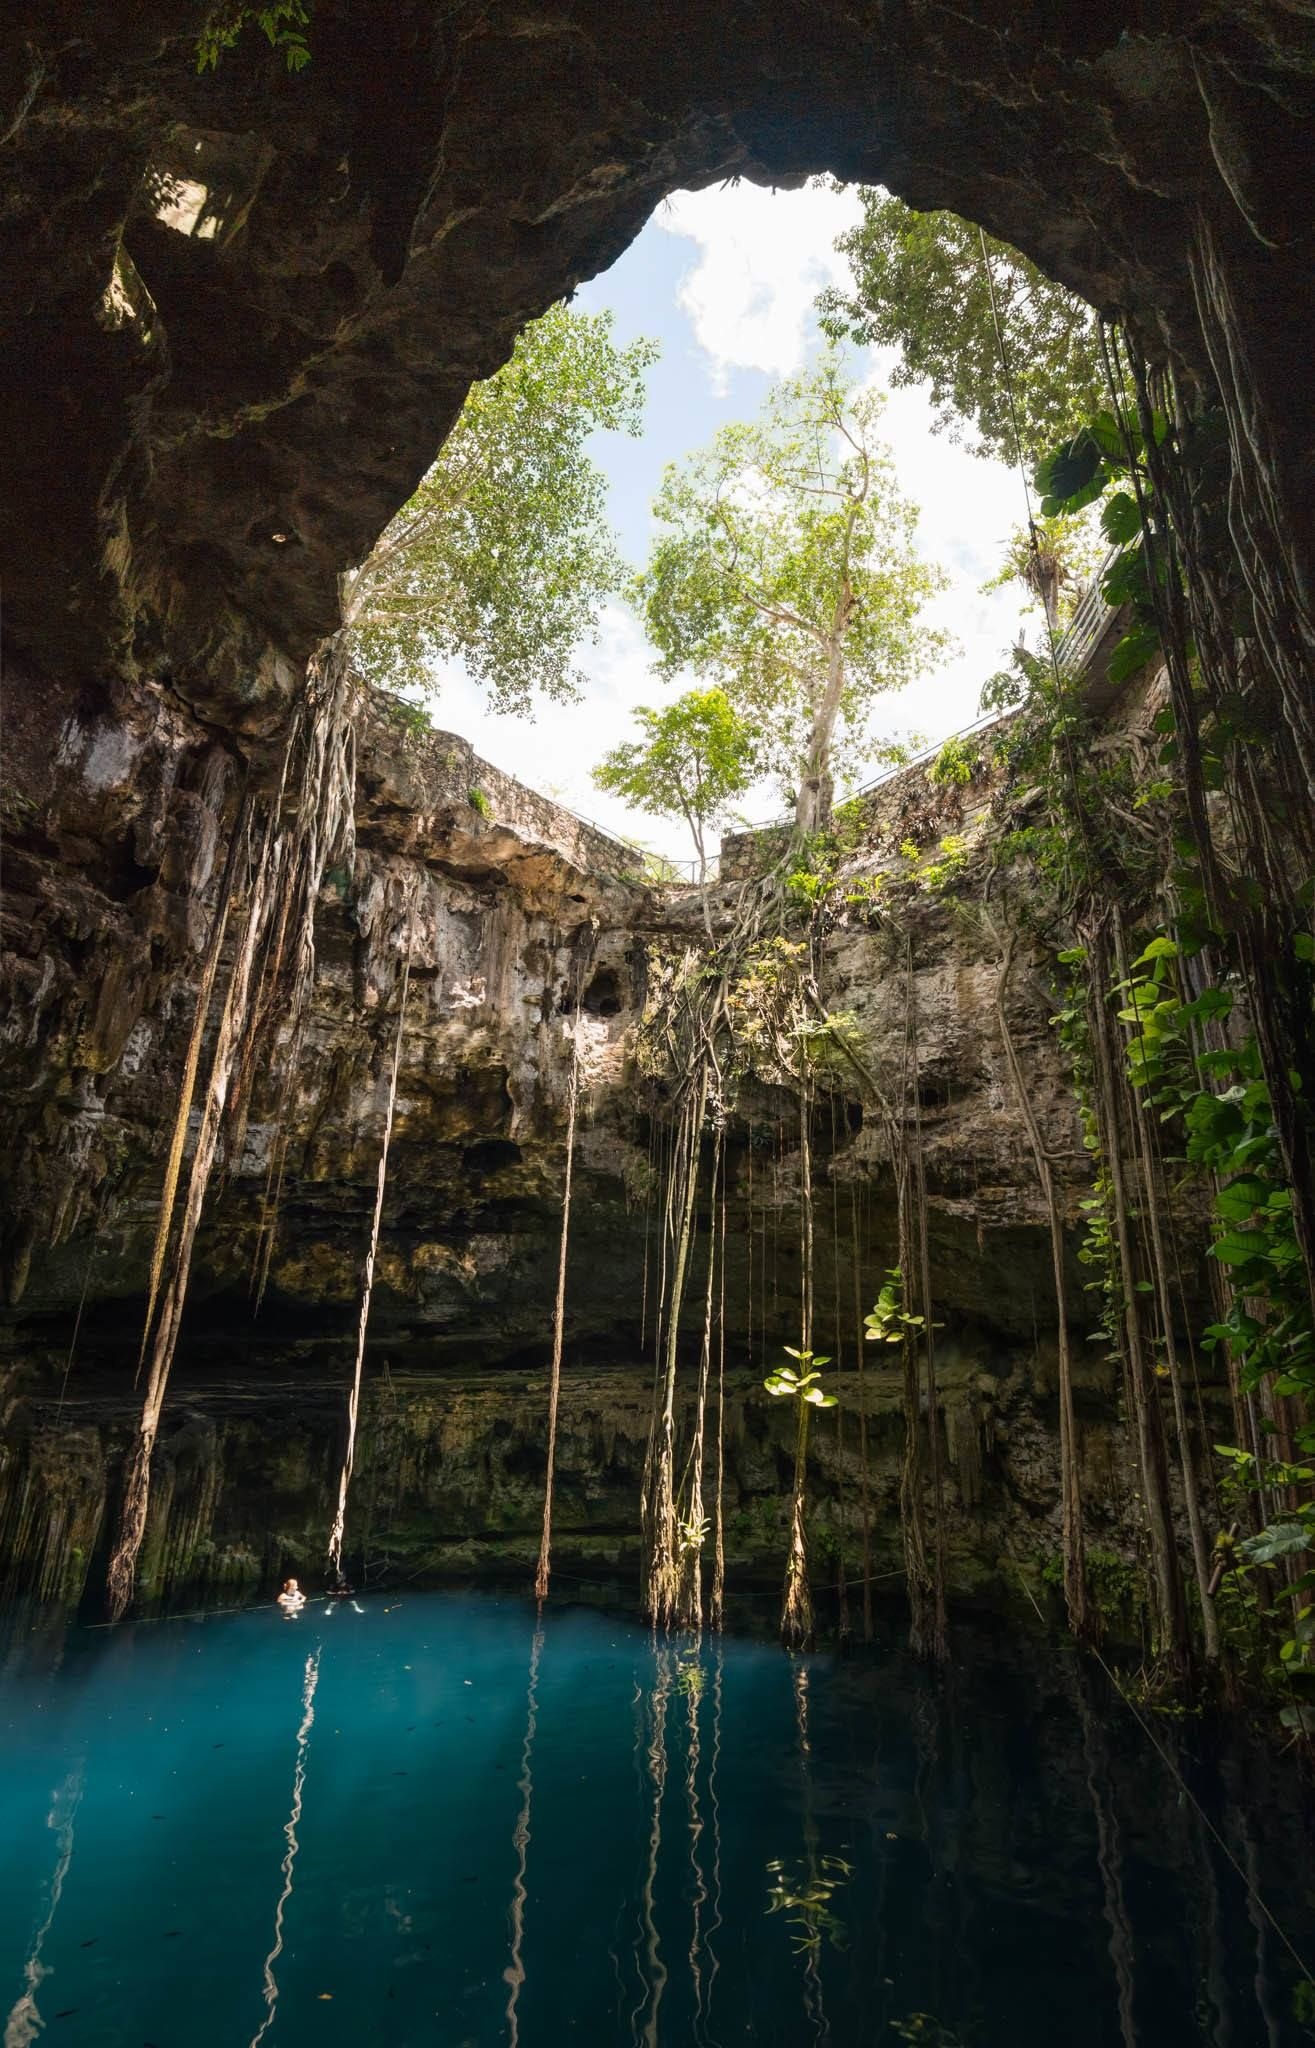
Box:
3;1589;1311;2048
7;7;1315;2046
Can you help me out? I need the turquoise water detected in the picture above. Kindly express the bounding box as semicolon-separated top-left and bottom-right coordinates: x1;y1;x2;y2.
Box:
1;1590;1311;2046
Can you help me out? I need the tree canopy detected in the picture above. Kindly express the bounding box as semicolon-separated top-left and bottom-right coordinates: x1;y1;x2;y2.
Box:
593;688;760;881
341;302;657;714
818;190;1105;473
633;355;947;834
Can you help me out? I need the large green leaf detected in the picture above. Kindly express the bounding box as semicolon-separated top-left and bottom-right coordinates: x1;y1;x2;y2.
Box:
1106;620;1161;685
1100;490;1142;545
1238;1521;1311;1566
1035;430;1106;515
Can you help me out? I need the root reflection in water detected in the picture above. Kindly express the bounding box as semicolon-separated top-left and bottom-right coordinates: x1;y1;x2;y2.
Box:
249;1647;321;2048
503;1623;544;2048
4;1765;84;2048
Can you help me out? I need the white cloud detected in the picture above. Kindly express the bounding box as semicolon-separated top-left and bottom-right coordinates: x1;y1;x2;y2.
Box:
650;185;1032;764
860;353;1030;757
655;181;862;386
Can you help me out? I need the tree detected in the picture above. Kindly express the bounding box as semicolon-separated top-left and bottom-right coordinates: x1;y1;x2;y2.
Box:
633;355;948;837
818;190;1105;473
592;688;760;884
342;303;657;714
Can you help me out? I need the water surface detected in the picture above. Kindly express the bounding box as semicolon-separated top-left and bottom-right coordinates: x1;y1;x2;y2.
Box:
1;1591;1310;2045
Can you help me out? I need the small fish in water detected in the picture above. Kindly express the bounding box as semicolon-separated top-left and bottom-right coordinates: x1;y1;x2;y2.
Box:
212;1743;224;1749
54;2011;78;2020
80;1938;99;1948
392;1771;408;1777
163;1930;181;1939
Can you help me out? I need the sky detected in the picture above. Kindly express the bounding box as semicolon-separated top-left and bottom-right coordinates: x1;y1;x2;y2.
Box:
429;180;1033;862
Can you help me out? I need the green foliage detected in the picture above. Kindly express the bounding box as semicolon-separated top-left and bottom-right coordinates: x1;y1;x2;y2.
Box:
467;786;492;820
915;833;970;893
818;191;1104;470
1033;408;1173;689
864;1268;925;1346
344;303;656;714
592;687;759;874
374;688;432;739
927;735;977;788
632;353;948;827
765;1855;853;1954
764;1348;838;1409
1110;929;1315;1677
197;1;311;72
888;2018;966;2047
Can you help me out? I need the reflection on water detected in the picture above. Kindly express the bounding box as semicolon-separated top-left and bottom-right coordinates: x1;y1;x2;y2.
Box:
251;1650;320;2048
4;1764;83;2048
0;1591;1312;2047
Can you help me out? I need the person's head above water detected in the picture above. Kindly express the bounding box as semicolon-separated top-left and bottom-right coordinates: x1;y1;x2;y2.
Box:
282;1577;299;1594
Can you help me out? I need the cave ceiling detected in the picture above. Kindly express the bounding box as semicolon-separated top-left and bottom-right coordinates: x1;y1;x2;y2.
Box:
1;1;1313;734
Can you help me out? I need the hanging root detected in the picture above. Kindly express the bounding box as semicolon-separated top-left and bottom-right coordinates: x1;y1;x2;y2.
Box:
327;928;413;1583
995;933;1093;1643
106;641;358;1620
780;1397;816;1653
535;1019;582;1605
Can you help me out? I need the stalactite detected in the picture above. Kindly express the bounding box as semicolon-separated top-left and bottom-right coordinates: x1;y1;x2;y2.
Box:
995;935;1092;1641
326;931;413;1584
535;1017;581;1606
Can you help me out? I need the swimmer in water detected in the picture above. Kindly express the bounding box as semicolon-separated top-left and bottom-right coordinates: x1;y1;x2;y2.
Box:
276;1577;306;1612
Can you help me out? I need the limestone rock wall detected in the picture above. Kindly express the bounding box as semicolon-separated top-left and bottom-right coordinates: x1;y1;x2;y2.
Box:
0;668;1211;1615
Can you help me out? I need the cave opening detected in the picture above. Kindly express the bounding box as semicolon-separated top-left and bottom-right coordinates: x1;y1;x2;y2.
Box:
3;8;1315;2037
